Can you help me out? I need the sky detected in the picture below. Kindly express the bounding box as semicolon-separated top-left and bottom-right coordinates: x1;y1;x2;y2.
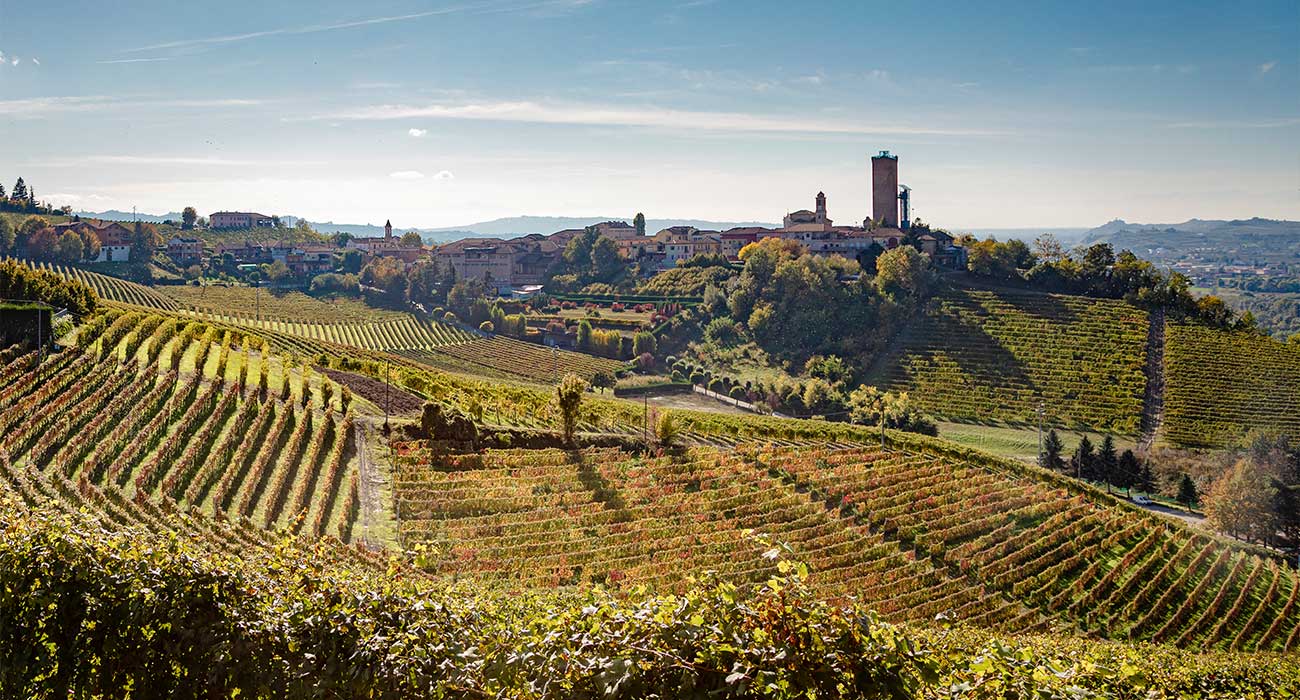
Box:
0;0;1296;230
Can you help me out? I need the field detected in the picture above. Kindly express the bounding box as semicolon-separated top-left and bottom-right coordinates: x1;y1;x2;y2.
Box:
935;421;1136;463
1163;323;1300;447
871;287;1150;435
0;310;363;540
391;441;1299;652
23;261;627;382
2;258;1298;695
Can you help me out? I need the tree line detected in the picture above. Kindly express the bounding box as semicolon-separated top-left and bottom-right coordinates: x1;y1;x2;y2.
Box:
962;234;1259;331
0;177;65;216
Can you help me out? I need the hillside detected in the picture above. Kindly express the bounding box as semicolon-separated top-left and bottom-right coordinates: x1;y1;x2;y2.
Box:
2;263;1298;695
1163;324;1300;448
868;286;1150;435
27;263;625;383
1081;217;1300;264
392;441;1298;652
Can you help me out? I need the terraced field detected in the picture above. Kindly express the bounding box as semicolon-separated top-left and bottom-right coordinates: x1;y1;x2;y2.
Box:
17;259;181;311
22;261;625;382
0;311;362;540
392;442;1299;651
871;287;1149;434
1163;323;1300;447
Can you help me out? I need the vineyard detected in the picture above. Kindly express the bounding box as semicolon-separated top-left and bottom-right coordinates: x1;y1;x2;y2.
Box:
868;287;1144;431
21;261;626;382
870;287;1150;434
391;442;1299;652
17;259;181;311
1162;323;1300;447
0;310;363;541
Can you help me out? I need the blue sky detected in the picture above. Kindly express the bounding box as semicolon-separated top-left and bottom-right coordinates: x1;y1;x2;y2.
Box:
0;0;1296;229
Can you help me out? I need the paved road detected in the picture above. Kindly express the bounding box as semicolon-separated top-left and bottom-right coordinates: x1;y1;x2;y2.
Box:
1134;500;1205;527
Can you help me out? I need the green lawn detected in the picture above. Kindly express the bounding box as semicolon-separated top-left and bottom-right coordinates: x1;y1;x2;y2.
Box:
935;420;1136;463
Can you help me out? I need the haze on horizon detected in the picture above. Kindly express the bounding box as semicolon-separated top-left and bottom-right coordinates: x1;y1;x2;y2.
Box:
1;0;1296;230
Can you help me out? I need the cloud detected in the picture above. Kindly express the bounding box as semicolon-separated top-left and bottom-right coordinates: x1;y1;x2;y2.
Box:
434;170;455;180
1167;117;1300;129
389;170;426;180
1259;60;1277;74
31;58;39;66
0;95;265;117
55;155;323;167
408;128;428;137
312;99;1001;137
97;57;172;65
121;1;590;53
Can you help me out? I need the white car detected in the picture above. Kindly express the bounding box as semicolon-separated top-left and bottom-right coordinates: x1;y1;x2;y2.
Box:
1132;495;1153;506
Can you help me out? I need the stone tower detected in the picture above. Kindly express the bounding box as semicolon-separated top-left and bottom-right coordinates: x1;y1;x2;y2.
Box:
815;191;827;223
384;219;392;239
871;151;899;228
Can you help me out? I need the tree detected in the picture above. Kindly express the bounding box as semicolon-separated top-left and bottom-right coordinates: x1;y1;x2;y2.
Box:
401;231;424;247
265;260;291;285
0;216;13;256
360;256;408;309
1116;449;1139;495
1071;436;1095;481
26;227;58;261
590;236;622;281
55;230;85;263
655;410;679;448
1097;435;1118;492
1041;429;1065;471
181;206;198;230
131;222;158;262
631;331;656;357
633;212;646;237
591;370;616;393
555;373;586;443
184;265;203;281
1137;459;1155;494
478;320;494;333
11;177;28;202
18;215;49;247
576;319;593;352
339;249;364;274
1205;459;1280;543
1033;233;1067;263
855;242;884;274
1176;474;1199;510
874;246;932;299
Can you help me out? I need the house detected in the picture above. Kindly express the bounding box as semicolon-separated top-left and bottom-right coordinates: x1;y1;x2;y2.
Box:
210;211;276;229
435;233;564;292
52;220;134;262
167;237;204;266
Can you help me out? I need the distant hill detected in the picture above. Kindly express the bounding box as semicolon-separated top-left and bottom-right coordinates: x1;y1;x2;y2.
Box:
959;227;1090;244
423;215;778;238
75;209;184;224
1079;217;1300;263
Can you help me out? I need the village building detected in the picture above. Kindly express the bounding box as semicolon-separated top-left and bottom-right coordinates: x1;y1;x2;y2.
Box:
210;211;275;229
346;220;426;263
52;220;134;262
166;237;204;266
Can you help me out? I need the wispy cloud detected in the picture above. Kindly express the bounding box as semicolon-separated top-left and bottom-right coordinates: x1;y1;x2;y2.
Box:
30;58;39;66
1259;60;1278;74
1167;117;1300;129
434;170;455;180
97;57;172;65
0;96;114;115
389;170;426;180
122;1;590;53
308;100;1001;137
408;128;428;137
82;155;320;167
0;95;266;117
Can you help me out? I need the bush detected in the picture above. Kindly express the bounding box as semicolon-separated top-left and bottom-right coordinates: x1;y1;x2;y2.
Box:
479;321;495;333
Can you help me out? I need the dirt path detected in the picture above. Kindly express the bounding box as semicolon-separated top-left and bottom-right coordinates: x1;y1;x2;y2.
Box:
1138;307;1166;452
353;418;394;549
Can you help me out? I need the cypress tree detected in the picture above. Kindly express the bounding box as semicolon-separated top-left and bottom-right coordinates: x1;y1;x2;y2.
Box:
1041;429;1065;472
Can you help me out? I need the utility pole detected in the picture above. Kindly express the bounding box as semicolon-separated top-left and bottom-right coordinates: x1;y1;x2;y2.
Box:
383;361;390;431
1037;400;1045;467
643;392;648;444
